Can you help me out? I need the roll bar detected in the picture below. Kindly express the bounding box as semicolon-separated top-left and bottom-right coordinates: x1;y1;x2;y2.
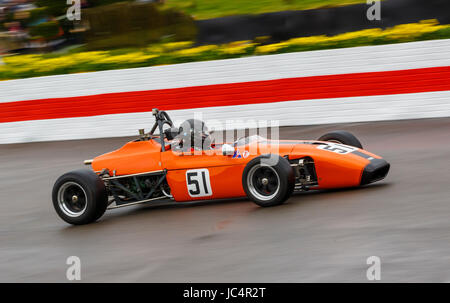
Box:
149;108;173;152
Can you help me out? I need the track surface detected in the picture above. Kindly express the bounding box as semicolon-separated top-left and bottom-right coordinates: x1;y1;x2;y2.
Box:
1;118;450;282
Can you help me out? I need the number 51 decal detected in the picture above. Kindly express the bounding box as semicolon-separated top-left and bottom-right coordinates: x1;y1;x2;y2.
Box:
186;169;212;197
317;143;357;154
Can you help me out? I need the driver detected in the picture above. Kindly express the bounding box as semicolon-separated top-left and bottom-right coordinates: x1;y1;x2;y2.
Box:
170;119;213;152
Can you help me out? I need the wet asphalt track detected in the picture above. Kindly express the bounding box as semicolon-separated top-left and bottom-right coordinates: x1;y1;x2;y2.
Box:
1;118;450;282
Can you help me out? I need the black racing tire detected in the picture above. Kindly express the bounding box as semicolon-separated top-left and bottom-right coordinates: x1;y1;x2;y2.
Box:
318;130;363;149
52;169;108;225
242;155;295;207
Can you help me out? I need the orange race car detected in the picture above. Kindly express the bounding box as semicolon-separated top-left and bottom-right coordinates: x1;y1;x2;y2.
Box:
52;109;390;225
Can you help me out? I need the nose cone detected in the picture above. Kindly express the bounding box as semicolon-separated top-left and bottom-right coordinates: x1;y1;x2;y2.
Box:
360;159;390;185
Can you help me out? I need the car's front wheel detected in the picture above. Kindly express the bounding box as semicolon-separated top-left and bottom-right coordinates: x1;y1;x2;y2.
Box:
52;169;108;225
318;130;363;149
243;155;295;207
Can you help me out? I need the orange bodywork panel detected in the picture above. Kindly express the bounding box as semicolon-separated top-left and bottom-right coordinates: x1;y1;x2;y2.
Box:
289;141;381;188
92;140;162;175
90;137;386;202
164;165;247;202
290;143;368;188
162;149;247;201
161;141;295;202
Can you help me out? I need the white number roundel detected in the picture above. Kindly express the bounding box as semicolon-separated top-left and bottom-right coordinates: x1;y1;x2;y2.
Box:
186;169;212;197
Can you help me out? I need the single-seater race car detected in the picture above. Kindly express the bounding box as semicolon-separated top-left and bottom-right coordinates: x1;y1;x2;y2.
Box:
52;109;390;225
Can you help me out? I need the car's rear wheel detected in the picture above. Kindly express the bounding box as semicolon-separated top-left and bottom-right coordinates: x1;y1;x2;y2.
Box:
318;130;363;149
243;155;295;207
52;169;108;225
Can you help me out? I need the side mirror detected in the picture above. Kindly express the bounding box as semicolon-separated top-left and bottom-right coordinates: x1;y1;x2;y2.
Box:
222;144;235;156
138;128;148;140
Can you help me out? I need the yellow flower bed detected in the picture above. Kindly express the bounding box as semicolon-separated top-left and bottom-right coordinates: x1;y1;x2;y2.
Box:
147;41;194;53
219;41;256;55
69;51;109;62
287;35;330;45
1;20;449;80
3;54;41;66
173;45;219;56
32;57;77;72
255;19;450;54
97;53;158;64
379;19;449;39
162;41;194;51
255;42;289;54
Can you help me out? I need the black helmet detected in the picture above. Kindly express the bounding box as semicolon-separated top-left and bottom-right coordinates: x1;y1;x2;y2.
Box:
174;119;211;151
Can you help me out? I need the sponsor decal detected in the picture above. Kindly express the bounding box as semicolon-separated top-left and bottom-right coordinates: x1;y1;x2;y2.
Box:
233;150;242;158
233;150;250;159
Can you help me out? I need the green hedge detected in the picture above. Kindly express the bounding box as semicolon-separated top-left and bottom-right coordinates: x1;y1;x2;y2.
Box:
82;2;197;50
29;21;60;40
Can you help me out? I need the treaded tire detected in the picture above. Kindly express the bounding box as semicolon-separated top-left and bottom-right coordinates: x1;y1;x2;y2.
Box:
318;130;363;149
243;155;295;207
52;169;108;225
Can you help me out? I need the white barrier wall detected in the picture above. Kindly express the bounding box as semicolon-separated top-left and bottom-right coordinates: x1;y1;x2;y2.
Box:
0;39;449;144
